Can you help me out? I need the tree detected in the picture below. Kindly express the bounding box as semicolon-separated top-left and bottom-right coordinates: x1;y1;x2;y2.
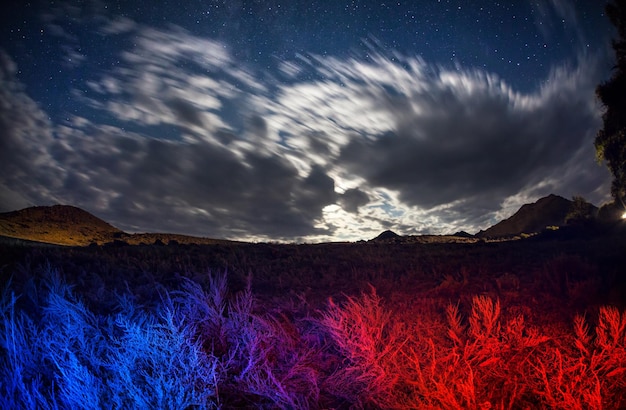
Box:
595;0;626;207
565;196;595;225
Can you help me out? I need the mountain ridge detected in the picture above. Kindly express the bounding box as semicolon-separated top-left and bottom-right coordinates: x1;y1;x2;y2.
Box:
0;195;601;246
0;205;123;246
476;194;597;239
0;205;235;246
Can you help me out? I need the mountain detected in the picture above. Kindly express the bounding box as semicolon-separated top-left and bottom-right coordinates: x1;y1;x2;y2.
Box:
0;205;123;246
369;229;478;244
372;230;401;241
0;196;600;246
476;194;596;239
0;205;239;246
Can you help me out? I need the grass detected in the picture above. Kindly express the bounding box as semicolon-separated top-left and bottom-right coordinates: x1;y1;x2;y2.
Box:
1;230;626;408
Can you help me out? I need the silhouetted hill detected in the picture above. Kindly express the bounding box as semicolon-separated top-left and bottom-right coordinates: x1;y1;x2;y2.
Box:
0;205;239;246
476;194;597;239
369;229;478;244
372;230;401;241
0;205;123;246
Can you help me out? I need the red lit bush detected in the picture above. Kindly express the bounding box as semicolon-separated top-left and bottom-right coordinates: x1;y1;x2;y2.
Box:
318;286;404;407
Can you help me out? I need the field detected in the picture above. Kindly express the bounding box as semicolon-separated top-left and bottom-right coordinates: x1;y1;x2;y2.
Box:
1;226;626;408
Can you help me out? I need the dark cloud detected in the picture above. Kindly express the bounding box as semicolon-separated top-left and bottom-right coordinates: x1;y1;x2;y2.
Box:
45;124;337;239
0;8;614;241
0;51;64;207
294;165;337;213
302;131;333;156
0;46;337;240
339;60;605;228
247;115;268;139
168;98;205;128
214;130;237;146
339;188;370;213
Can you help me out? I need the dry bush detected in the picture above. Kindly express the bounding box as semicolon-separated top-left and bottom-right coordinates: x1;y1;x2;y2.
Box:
318;285;406;407
3;258;626;409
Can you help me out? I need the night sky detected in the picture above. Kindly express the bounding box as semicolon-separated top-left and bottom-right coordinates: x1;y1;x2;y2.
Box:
0;0;617;242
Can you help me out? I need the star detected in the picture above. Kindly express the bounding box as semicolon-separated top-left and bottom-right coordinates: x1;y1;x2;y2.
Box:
0;0;615;242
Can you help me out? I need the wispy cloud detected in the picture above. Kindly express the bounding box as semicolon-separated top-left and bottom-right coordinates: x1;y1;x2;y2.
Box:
531;0;585;44
0;10;612;241
0;51;67;209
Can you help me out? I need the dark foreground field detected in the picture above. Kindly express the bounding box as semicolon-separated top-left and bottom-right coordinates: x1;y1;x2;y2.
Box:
1;226;626;408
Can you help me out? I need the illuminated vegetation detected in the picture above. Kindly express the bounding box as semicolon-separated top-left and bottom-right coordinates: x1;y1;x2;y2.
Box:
1;231;625;408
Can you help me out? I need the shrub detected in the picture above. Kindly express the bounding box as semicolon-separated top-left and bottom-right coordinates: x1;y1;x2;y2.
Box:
318;285;404;407
2;263;626;408
0;266;219;409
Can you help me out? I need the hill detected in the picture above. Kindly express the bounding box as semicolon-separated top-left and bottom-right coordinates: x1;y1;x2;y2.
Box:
0;205;236;246
372;230;401;241
476;194;596;239
0;205;123;246
370;229;478;244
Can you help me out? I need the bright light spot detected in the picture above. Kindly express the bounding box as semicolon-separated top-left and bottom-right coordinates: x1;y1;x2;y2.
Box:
622;211;626;220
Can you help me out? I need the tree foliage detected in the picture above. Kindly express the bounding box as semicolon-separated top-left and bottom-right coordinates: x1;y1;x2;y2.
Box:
596;0;626;205
565;195;595;225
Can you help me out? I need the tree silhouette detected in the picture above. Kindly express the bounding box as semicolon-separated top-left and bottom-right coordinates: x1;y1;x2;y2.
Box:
565;195;596;225
596;0;626;208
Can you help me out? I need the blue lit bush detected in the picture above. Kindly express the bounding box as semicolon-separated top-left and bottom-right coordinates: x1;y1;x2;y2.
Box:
0;266;218;409
0;265;323;408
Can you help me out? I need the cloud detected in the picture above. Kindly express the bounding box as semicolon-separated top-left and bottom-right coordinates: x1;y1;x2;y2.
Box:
0;42;337;240
0;8;613;241
50;121;338;240
167;97;206;128
339;188;370;213
261;50;610;233
0;51;66;207
75;24;259;139
101;16;137;35
338;69;593;209
531;0;585;44
246;115;268;139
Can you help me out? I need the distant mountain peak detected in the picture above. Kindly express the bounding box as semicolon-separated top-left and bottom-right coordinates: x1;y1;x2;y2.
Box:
0;204;238;246
0;204;122;246
477;194;597;239
372;230;401;241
